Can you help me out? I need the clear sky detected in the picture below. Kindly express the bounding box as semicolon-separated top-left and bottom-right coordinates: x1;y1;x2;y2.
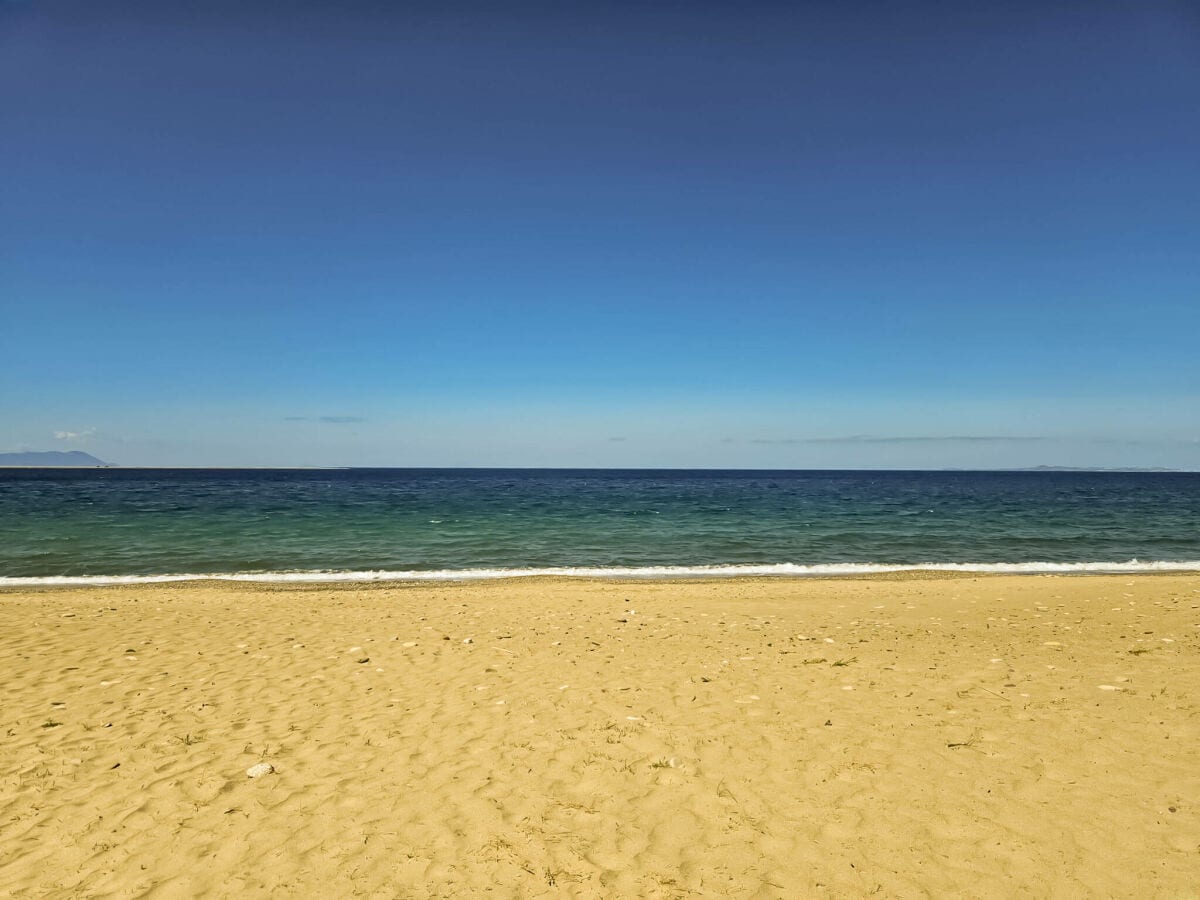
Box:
2;1;1198;468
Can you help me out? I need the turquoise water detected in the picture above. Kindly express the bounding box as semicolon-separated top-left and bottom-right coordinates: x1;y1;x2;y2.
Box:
1;468;1198;583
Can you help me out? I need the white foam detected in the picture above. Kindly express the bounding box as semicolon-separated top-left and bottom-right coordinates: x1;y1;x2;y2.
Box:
2;559;1199;586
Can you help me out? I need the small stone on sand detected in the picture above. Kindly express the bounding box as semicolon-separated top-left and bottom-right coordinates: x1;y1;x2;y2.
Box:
246;763;275;778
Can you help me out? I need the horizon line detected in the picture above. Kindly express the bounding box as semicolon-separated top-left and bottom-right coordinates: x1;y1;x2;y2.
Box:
0;465;1193;473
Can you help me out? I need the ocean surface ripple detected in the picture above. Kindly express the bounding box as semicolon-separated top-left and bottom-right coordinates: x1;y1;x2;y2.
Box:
2;468;1197;580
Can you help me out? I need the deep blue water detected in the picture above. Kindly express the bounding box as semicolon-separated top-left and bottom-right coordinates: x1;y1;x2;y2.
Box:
1;468;1198;581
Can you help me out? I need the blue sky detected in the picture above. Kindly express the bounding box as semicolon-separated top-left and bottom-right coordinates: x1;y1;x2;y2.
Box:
2;1;1198;467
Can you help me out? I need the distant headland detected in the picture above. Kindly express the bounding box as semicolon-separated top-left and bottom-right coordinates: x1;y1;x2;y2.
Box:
0;450;110;467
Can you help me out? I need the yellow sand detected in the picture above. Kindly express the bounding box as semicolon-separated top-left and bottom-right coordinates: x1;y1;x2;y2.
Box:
2;575;1198;898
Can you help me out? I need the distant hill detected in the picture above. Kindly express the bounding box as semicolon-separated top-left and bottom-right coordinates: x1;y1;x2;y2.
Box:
0;450;110;466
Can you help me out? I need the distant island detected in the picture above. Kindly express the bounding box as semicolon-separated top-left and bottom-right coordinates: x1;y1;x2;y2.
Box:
1021;465;1181;473
0;450;110;466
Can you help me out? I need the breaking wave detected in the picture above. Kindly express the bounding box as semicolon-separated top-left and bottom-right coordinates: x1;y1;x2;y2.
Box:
3;559;1200;586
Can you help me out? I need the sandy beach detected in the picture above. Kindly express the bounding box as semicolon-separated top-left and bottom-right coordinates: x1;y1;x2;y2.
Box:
2;574;1197;897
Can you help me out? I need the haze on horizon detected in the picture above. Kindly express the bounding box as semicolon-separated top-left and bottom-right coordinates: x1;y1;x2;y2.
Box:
2;1;1198;469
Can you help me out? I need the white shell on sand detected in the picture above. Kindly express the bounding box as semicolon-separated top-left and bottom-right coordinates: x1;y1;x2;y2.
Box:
246;763;275;778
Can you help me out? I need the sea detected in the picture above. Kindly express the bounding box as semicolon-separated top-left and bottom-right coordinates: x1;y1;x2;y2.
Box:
2;468;1198;585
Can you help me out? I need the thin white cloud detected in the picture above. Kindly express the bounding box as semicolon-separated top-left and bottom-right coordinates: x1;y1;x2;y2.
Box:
53;427;96;441
752;435;1049;445
284;416;367;424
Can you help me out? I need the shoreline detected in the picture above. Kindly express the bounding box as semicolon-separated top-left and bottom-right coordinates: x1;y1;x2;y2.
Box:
5;563;1200;590
2;574;1197;895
